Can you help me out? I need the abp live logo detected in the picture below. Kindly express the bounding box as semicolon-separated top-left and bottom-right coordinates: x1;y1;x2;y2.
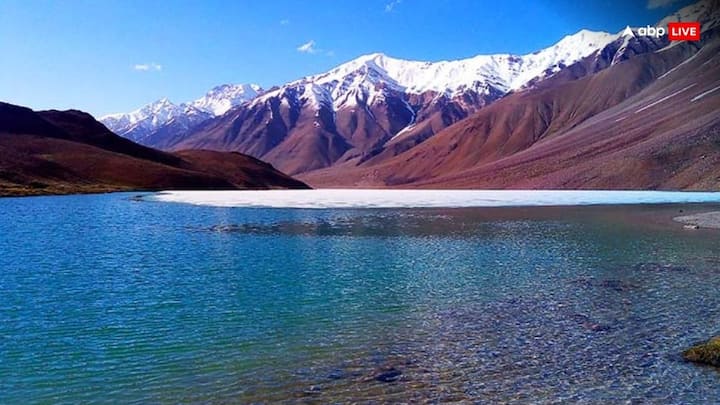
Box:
667;22;701;41
632;22;701;41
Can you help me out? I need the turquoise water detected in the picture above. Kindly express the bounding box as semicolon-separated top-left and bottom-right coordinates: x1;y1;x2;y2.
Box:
1;193;719;403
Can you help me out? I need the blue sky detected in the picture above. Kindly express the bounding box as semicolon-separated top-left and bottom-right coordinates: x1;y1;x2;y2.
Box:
0;0;692;117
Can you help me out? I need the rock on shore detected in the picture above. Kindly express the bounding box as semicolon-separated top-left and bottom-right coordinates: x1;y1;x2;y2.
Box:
683;336;720;367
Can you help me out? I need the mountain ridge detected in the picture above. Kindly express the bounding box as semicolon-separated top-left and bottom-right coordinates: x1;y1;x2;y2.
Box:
100;83;264;143
101;27;627;155
98;0;720;190
0;102;308;197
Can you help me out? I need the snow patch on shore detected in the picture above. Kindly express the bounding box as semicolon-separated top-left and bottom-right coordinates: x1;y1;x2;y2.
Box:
150;189;720;209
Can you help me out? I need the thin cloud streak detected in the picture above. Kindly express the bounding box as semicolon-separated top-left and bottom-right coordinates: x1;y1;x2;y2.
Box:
133;63;162;72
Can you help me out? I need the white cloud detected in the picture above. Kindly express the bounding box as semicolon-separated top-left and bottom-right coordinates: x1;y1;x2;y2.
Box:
280;19;290;25
297;40;317;54
133;62;162;72
385;0;402;12
296;40;334;56
646;0;680;9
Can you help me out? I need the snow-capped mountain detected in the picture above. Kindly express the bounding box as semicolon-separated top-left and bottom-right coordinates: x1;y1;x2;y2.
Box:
299;0;720;189
100;98;209;142
102;0;718;177
190;84;263;116
164;28;635;175
103;29;618;147
100;84;263;143
243;29;620;115
269;29;619;108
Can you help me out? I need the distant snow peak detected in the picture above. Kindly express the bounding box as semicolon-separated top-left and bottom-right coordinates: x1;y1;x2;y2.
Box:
191;83;264;115
100;83;264;139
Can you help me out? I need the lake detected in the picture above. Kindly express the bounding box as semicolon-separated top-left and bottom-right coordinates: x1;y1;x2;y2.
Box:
1;191;719;403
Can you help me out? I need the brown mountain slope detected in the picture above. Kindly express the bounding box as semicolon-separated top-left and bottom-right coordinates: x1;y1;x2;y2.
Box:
175;150;312;189
0;103;308;196
300;29;720;189
168;86;469;175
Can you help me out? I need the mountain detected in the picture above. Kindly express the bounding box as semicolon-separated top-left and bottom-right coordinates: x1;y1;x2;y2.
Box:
301;1;720;189
0;102;307;197
99;0;720;190
100;84;263;145
165;30;627;175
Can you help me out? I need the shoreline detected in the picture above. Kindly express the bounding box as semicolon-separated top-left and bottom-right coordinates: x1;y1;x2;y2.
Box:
674;212;720;230
2;187;720;200
5;189;720;233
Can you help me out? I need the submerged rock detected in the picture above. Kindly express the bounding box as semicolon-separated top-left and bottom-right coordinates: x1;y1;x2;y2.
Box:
209;224;237;233
570;277;638;292
375;367;402;383
584;322;612;332
595;279;639;292
570;313;616;332
327;369;346;380
683;336;720;367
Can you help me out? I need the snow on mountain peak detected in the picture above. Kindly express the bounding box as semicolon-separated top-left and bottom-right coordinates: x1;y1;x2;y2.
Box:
253;28;618;111
103;24;625;137
553;29;617;48
191;83;264;116
334;28;618;93
510;28;619;87
101;83;264;138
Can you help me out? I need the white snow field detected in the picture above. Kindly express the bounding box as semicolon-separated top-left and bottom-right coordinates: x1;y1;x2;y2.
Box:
151;189;720;209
